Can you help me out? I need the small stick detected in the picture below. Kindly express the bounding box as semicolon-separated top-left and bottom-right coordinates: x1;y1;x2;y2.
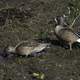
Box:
70;13;80;28
14;40;28;49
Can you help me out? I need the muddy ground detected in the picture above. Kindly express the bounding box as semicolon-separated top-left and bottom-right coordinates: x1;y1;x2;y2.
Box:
0;0;80;80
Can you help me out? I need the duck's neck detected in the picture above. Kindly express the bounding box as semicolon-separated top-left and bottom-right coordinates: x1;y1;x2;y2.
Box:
55;25;64;34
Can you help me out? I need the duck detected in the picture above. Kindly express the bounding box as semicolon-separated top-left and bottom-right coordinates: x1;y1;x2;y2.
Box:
6;40;50;56
54;15;80;50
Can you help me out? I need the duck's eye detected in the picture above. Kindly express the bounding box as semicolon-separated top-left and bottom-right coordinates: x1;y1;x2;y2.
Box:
7;48;10;51
7;47;12;51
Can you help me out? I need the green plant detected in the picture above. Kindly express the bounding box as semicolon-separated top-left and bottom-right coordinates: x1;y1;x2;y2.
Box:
68;0;80;25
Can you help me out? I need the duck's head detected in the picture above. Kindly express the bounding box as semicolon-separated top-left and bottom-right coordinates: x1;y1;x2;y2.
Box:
8;46;15;52
54;15;68;27
5;46;15;53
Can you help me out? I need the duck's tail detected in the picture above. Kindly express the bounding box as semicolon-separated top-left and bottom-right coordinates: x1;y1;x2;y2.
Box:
32;43;50;53
76;39;80;43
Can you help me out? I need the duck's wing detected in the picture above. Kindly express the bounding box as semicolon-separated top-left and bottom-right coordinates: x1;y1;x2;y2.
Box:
63;28;80;38
32;43;49;53
57;28;79;42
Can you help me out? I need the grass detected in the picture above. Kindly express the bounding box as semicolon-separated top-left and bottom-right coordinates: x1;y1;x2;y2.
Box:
0;0;80;80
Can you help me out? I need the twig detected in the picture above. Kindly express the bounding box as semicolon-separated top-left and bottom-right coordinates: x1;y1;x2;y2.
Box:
15;40;28;49
70;13;80;28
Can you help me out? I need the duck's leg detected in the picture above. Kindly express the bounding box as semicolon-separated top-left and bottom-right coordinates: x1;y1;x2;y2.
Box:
69;42;72;51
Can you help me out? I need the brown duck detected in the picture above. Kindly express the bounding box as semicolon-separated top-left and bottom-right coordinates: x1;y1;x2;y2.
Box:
54;15;80;50
6;41;50;56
